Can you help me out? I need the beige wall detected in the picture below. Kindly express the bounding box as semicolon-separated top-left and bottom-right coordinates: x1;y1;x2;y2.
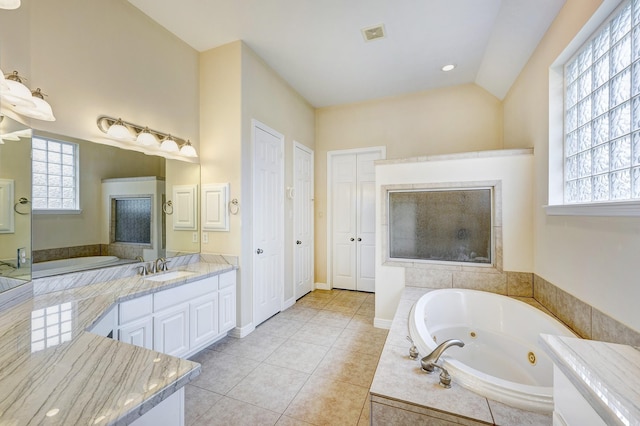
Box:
200;41;315;330
503;0;640;332
0;0;199;153
315;83;504;284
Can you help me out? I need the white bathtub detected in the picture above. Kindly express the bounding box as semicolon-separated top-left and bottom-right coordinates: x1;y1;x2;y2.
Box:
32;256;120;278
408;288;575;413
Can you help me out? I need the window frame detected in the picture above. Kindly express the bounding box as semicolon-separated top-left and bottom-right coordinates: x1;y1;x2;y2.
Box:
546;0;640;216
32;135;81;215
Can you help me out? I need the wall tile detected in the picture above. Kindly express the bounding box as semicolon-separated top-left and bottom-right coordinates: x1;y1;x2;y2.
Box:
534;275;557;315
68;245;101;258
507;272;533;297
453;271;507;294
592;309;640;346
405;267;452;288
555;289;592;339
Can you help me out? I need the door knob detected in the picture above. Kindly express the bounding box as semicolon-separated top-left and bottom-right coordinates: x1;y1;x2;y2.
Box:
357;237;362;242
296;240;302;245
256;248;264;254
350;238;355;241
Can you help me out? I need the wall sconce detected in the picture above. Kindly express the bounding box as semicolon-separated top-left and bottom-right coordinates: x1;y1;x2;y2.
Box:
96;115;198;159
0;70;55;121
0;0;20;10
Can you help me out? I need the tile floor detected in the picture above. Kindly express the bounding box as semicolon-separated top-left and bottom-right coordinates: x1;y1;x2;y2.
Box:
186;289;388;426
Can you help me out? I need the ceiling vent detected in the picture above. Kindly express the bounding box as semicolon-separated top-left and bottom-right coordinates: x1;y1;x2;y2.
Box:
361;24;386;42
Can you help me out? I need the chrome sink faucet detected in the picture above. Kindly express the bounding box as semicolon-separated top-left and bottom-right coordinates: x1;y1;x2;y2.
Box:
420;339;465;388
154;257;168;273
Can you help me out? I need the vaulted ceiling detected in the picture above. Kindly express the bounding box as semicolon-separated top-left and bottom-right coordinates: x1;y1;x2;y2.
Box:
128;0;566;107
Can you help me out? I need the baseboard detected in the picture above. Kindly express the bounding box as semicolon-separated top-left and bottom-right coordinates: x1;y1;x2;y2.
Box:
314;282;330;290
374;317;392;329
282;297;295;310
229;322;255;338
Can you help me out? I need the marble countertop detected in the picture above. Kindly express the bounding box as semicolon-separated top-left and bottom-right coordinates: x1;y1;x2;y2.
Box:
540;334;640;426
0;261;234;425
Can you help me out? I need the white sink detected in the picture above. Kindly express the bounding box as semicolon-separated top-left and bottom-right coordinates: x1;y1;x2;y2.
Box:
145;270;195;282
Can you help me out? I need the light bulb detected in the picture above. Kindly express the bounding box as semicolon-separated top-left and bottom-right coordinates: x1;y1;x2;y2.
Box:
0;0;20;10
106;118;133;140
160;136;179;152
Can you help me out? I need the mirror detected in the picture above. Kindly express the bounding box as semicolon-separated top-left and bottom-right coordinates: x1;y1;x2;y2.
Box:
0;115;32;284
31;132;200;278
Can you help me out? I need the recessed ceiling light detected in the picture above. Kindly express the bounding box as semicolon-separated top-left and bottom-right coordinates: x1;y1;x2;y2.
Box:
361;24;386;42
441;64;456;72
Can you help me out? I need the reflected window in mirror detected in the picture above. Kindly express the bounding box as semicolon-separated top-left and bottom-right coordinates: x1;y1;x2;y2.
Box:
112;196;152;246
32;137;79;212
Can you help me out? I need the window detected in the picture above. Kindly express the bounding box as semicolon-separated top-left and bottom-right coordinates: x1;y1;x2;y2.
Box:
563;0;640;204
32;137;79;211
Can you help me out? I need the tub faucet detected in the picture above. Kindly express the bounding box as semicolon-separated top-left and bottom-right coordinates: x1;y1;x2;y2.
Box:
420;339;465;373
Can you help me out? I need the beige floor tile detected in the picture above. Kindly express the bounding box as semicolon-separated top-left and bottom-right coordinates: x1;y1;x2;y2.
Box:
277;306;321;323
323;303;360;315
213;329;287;361
226;363;310;413
313;346;380;388
308;309;354;329
346;314;376;330
296;298;330;309
257;316;304;339
275;415;314;425
184;384;222;426
355;303;375;317
357;393;371;426
283;374;369;426
264;339;330;373
188;350;258;395
194;396;280;426
333;327;388;356
291;322;344;347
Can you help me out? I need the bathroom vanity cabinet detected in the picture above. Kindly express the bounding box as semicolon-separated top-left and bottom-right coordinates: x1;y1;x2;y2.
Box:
108;270;237;358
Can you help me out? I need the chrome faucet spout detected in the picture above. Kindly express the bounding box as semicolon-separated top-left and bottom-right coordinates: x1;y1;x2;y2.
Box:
420;339;465;373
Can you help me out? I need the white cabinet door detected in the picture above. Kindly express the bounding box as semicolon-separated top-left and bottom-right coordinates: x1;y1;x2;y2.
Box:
119;317;153;350
189;293;219;350
154;304;189;357
219;285;236;333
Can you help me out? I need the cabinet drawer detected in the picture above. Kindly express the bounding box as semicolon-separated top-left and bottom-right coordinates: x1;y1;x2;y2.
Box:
219;270;236;289
154;276;218;312
119;294;153;324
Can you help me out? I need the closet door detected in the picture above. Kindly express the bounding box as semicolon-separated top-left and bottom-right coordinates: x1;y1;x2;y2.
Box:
330;149;382;292
331;154;358;290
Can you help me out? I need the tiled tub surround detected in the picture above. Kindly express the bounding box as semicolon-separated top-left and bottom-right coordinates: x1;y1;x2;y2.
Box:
0;259;234;425
371;287;554;425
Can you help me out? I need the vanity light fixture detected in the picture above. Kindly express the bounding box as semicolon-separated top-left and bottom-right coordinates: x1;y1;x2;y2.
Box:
96;115;197;159
0;0;20;10
0;70;56;121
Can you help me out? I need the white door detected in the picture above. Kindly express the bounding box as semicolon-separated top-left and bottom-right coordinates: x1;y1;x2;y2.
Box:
294;142;314;299
253;121;284;326
330;148;383;292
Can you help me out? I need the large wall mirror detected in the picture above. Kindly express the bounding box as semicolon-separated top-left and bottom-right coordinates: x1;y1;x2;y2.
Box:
0;115;32;285
0;123;200;282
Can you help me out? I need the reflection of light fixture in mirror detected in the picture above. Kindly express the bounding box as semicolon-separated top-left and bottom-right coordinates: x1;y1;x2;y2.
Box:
0;69;8;91
180;140;197;157
12;88;56;121
160;135;179;153
0;0;20;10
136;127;159;146
1;71;36;108
106;118;133;140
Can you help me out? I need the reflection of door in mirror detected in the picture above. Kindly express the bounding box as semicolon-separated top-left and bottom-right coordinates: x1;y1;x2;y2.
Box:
0;115;32;284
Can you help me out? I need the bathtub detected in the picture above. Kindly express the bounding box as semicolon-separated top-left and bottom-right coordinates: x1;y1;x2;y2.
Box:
32;256;120;278
408;288;575;413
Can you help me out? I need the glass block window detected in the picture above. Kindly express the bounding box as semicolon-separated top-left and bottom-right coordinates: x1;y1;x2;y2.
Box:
32;137;79;210
564;0;640;203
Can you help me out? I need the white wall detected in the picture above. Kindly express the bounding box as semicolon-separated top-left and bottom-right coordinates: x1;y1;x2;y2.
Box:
375;151;534;322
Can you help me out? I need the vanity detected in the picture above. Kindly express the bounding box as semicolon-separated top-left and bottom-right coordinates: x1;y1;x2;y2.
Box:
0;258;236;425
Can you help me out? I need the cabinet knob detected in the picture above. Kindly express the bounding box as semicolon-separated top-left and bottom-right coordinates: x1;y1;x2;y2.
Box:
296;240;302;245
357;237;362;242
350;238;355;242
256;248;264;254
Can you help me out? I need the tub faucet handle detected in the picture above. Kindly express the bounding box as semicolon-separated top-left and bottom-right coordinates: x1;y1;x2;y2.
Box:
406;336;419;360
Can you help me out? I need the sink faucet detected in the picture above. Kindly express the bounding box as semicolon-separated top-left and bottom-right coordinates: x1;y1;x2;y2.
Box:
420;339;465;373
155;257;167;273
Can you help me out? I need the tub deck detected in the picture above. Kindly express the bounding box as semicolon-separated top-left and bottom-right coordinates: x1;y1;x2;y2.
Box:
370;286;553;425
